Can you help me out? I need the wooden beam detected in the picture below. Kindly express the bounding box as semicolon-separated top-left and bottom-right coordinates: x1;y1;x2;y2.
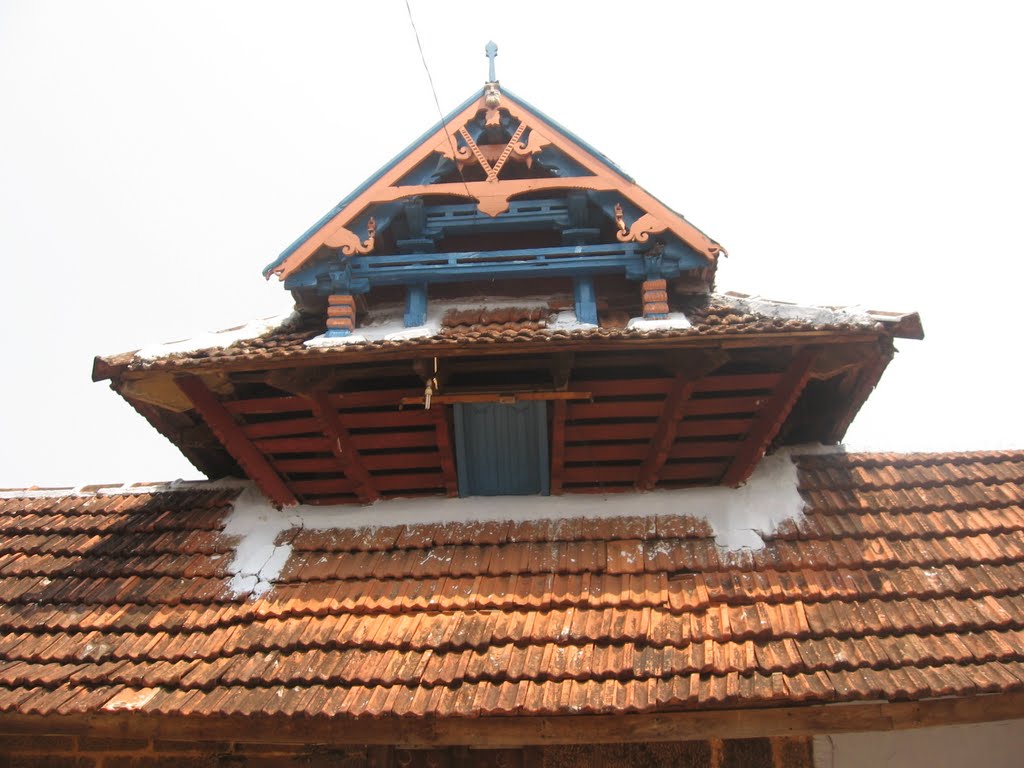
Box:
3;693;1024;748
550;400;567;495
827;345;894;443
430;405;459;497
550;352;574;391
635;374;697;490
400;391;591;407
175;375;297;507
720;348;821;487
306;392;379;503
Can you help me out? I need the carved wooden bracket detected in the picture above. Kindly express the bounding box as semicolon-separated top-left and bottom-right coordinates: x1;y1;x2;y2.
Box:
615;205;667;243
324;217;376;255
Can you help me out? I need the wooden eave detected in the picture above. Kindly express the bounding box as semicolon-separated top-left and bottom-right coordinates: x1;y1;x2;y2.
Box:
94;327;888;382
2;692;1023;748
101;333;896;505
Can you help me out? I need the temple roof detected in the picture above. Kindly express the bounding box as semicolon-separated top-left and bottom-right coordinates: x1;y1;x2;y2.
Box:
1;450;1023;738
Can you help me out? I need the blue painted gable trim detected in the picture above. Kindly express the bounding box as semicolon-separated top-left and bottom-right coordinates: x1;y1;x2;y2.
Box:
263;90;483;278
263;86;713;278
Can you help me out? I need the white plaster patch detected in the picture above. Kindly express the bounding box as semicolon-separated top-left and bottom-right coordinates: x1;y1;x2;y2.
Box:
718;292;880;328
136;312;298;360
626;312;692;331
102;687;159;712
302;296;556;348
303;333;368;348
221;447;823;598
546;310;598;332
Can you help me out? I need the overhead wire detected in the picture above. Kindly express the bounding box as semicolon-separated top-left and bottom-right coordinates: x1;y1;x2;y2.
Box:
403;0;475;202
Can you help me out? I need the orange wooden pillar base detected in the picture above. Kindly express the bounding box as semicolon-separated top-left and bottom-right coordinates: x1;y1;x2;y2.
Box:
326;294;356;337
642;279;669;319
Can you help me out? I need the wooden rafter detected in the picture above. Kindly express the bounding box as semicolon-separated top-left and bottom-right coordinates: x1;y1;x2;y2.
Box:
306;392;379;503
720;348;821;487
550;400;567;495
635;375;697;490
430;405;459;497
174;375;297;507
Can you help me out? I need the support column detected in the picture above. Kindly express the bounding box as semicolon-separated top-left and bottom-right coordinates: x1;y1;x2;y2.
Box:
642;278;669;319
326;294;356;337
404;283;428;327
573;276;598;325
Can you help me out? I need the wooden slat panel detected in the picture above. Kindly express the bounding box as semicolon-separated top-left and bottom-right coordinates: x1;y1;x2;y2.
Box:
675;418;752;439
669;440;743;460
564;423;655;442
332;410;435;429
254;436;333;455
308;392;378;503
567;401;663;420
361;452;442;472
565;444;649;463
272;458;340;474
289;478;357;495
561;466;640;484
225;395;308;416
580;378;674;397
658;460;730;482
695;373;783;393
350;431;437;451
242;417;320;440
372;473;446;492
684;395;769;416
636;375;696;490
721;348;820;486
176;376;297;507
330;389;424;409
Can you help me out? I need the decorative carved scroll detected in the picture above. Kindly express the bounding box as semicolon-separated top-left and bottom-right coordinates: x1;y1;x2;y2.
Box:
615;206;667;243
325;217;376;255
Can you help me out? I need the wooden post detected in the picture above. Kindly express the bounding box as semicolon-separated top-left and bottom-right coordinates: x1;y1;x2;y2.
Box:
573;276;598;325
175;375;297;507
404;283;428;327
326;294;356;337
550;400;567;495
431;405;459;497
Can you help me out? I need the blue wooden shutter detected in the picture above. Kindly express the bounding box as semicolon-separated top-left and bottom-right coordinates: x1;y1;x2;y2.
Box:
453;401;549;496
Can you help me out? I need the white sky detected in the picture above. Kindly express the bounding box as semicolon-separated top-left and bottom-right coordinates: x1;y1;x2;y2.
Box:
1;1;1022;487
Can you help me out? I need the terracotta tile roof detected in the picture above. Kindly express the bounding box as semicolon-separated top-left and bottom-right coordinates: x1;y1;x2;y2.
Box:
1;450;1022;720
96;294;917;375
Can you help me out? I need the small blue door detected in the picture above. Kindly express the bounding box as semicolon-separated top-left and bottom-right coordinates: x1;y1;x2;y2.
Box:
453;401;549;496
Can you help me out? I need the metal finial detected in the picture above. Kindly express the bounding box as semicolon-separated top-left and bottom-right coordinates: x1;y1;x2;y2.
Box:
485;41;498;82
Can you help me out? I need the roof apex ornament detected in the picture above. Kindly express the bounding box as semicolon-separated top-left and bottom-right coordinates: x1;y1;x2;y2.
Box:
485;41;498;83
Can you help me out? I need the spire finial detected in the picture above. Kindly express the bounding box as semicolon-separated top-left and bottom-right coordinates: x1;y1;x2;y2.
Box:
485;41;498;82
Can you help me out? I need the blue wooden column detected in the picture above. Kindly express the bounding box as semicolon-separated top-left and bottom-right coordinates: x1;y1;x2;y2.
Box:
404;283;428;327
573;277;598;325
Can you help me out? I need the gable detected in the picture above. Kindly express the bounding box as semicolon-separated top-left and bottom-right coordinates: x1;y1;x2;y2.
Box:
263;87;725;283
